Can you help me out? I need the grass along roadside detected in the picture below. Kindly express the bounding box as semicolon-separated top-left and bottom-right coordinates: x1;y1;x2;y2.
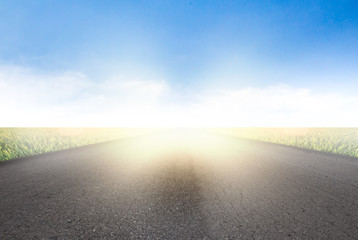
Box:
2;128;358;161
213;128;358;158
0;128;155;161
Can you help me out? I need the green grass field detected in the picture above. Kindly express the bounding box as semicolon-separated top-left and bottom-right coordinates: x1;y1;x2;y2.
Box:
215;128;358;158
0;128;154;161
1;128;358;161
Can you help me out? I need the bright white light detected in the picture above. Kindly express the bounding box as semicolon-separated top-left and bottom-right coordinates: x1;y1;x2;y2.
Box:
1;65;358;127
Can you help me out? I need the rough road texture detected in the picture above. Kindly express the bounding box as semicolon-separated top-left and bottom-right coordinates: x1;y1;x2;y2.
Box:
1;130;358;239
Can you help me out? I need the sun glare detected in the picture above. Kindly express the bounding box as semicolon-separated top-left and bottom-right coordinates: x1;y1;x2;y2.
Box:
105;128;242;168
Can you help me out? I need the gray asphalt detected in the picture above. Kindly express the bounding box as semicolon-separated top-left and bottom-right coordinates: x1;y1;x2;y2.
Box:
1;130;358;239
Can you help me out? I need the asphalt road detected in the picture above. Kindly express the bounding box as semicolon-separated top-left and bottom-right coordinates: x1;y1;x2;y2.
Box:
1;130;358;239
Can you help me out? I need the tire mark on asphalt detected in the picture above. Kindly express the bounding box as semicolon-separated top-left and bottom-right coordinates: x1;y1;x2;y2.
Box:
149;154;210;239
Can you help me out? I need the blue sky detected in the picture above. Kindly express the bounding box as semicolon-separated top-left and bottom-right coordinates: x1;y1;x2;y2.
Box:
1;1;358;126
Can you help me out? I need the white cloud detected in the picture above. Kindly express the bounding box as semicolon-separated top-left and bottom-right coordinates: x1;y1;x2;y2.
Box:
0;65;357;127
189;86;358;127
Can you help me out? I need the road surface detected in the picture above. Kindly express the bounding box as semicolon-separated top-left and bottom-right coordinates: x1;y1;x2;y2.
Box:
1;130;358;239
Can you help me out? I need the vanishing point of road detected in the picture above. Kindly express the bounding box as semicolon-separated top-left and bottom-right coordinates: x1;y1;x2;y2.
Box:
1;130;358;239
